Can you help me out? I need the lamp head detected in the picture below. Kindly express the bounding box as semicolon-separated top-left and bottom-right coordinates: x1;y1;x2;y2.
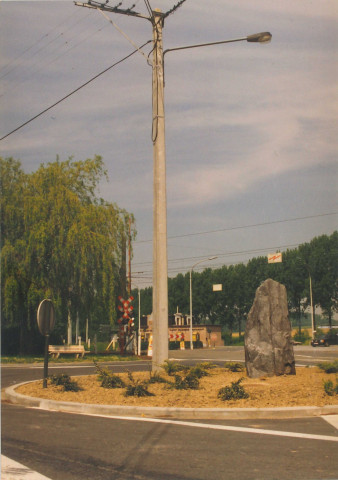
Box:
247;32;272;43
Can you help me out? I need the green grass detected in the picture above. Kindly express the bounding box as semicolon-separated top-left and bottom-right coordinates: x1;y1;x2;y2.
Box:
1;353;140;364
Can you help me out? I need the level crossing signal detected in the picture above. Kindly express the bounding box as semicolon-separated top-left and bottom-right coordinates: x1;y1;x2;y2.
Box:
117;295;134;324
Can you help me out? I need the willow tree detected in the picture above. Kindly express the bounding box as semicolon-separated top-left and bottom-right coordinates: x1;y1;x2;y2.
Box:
1;156;134;353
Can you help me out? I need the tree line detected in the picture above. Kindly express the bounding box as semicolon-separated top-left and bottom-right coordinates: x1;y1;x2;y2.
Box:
1;156;134;354
133;231;338;337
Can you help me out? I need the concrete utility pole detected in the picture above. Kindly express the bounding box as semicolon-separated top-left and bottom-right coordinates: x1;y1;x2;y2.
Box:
74;1;175;370
151;10;168;369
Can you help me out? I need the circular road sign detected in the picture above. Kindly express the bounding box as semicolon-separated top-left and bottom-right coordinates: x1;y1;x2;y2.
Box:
37;299;55;336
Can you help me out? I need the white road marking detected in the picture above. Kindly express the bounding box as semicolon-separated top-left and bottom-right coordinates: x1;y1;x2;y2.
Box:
28;362;145;370
61;411;338;443
322;415;338;430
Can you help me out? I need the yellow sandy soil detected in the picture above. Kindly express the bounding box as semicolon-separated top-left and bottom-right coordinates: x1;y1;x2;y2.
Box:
17;367;338;409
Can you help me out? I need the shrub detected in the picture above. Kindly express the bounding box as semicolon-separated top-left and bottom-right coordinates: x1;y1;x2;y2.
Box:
148;370;169;384
222;332;244;346
198;362;217;370
189;364;211;379
323;378;338;396
161;360;188;376
218;378;249;401
49;373;81;392
317;360;338;374
94;361;125;389
293;330;311;344
224;362;245;372
124;370;154;397
170;372;200;390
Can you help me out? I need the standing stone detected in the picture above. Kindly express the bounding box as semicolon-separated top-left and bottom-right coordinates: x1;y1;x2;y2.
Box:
245;278;296;378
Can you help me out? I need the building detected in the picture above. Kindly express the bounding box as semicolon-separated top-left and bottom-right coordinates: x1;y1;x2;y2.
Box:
140;311;223;347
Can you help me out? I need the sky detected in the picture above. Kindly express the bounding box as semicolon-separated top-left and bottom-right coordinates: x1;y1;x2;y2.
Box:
1;0;337;289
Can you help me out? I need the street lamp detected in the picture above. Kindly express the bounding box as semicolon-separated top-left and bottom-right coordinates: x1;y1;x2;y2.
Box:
189;256;217;350
164;32;272;55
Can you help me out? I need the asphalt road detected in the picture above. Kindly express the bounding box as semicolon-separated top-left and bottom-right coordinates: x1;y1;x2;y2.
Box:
2;346;338;480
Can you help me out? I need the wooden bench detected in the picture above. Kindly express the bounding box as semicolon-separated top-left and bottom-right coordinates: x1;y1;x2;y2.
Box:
48;345;87;359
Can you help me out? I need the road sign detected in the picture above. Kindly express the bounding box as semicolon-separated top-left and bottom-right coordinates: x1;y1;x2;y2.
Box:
268;253;282;263
213;284;222;291
37;299;55;389
37;299;55;336
118;295;134;323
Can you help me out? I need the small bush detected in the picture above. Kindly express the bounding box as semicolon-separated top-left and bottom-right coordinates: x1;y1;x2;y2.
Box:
124;370;154;397
161;360;188;376
189;365;210;379
218;378;249;401
198;362;217;370
317;360;338;374
170;372;200;390
293;330;311;344
148;371;169;384
49;373;81;392
94;361;125;389
323;378;338;396
224;362;245;372
222;333;244;346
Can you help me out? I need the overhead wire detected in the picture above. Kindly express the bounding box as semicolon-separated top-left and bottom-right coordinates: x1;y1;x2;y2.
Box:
132;242;303;270
0;13;109;100
0;8;87;79
0;39;152;142
133;212;338;245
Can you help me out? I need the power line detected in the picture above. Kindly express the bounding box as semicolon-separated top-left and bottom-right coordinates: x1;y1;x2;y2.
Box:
132;242;304;269
0;39;151;142
133;212;338;244
0;8;86;79
0;13;109;100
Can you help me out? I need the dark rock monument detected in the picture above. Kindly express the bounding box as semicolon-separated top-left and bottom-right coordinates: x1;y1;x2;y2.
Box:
244;278;296;378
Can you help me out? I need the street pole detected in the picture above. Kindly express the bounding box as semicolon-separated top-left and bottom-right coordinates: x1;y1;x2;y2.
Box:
138;288;141;356
189;268;193;349
309;273;315;338
152;10;168;370
189;256;217;350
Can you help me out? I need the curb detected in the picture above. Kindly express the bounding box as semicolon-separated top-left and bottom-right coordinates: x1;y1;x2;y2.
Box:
4;381;338;420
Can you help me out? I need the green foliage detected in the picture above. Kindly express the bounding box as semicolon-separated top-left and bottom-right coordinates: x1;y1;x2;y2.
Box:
170;372;200;390
124;370;154;397
224;362;245;372
198;362;217;370
1;156;135;354
222;333;244;346
94;361;125;389
317;360;338;374
217;378;249;401
49;373;81;392
161;360;188;376
148;370;169;384
189;364;211;379
292;330;311;344
323;378;338;396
